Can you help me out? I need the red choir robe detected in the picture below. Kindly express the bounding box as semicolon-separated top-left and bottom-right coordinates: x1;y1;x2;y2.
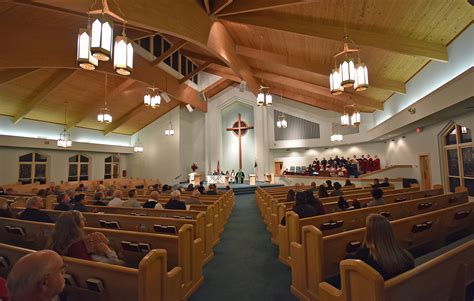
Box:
373;158;381;170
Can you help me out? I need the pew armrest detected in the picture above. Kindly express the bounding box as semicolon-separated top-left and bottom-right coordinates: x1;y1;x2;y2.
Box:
319;282;345;301
165;267;183;301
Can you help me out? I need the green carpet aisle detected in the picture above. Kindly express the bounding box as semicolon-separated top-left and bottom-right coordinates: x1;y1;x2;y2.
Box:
190;193;298;301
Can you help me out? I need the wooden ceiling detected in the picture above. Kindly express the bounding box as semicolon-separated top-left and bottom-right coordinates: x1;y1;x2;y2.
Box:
0;0;471;135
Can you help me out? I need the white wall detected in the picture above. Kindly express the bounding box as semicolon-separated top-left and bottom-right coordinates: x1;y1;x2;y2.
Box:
179;109;206;180
0;147;128;185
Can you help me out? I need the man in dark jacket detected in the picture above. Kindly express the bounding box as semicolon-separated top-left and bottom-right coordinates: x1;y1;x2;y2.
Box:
164;191;186;210
54;193;72;211
17;196;52;223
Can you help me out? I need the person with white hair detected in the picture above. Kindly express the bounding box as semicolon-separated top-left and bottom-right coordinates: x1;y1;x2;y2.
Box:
185;190;202;205
164;190;186;210
143;191;164;209
107;190;124;207
7;250;66;301
16;196;52;223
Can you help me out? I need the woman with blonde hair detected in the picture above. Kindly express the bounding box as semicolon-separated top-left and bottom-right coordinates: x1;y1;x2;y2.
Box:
354;213;414;279
326;214;414;288
49;211;123;265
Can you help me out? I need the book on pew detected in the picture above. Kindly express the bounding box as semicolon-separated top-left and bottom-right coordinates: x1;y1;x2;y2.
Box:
64;274;78;287
86;278;105;293
138;243;151;253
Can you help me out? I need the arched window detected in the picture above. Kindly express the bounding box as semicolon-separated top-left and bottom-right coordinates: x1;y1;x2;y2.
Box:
18;152;48;184
68;155;90;182
442;124;473;195
104;155;120;179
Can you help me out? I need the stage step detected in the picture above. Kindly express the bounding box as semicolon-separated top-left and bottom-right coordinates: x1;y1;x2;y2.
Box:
218;183;284;195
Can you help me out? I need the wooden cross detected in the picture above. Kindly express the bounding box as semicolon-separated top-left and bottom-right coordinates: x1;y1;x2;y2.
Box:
226;113;254;170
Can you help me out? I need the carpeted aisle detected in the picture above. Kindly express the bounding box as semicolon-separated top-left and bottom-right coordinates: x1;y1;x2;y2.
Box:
190;193;298;301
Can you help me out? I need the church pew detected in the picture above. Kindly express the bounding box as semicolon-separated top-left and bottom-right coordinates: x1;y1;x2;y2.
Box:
261;186;405;228
278;191;467;265
270;187;441;244
0;218;204;300
0;243;182;301
9;208;214;265
318;240;474;301
86;203;223;244
289;202;474;301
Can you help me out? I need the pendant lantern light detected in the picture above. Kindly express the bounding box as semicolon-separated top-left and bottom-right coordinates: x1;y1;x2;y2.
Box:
339;55;356;88
77;16;98;71
330;133;343;142
113;23;133;75
165;112;174;136
351;110;361;126
144;87;160;108
91;15;113;62
276;91;287;129
255;35;272;107
257;91;265;107
97;73;112;123
329;68;344;95
133;134;144;152
354;60;369;91
58;102;72;148
340;113;350;126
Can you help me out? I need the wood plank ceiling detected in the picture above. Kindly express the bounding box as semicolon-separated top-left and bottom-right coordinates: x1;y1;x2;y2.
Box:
0;0;471;135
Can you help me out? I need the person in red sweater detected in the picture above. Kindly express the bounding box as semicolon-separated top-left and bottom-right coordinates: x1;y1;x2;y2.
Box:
0;277;8;301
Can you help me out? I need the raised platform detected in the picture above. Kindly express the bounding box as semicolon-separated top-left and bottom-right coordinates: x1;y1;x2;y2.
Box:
219;182;283;195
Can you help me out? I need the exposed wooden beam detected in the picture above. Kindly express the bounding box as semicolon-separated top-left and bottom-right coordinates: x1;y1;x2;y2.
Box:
0;24;206;112
150;40;187;67
181;50;224;65
203;0;211;14
204;78;234;99
236;45;406;94
212;0;233;15
130;101;180;135
277;89;344;113
254;70;383;110
216;0;315;17
0;68;39;86
66;78;137;130
179;62;211;84
12;69;76;124
207;66;242;82
221;12;448;62
104;103;147;135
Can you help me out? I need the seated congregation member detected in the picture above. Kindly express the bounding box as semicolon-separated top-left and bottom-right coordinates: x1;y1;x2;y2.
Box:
54;193;72;211
197;185;206;195
0;197;12;218
17;196;52;223
75;183;87;192
325;180;333;190
344;179;353;187
337;196;350;211
186;184;194;191
310;182;318;192
371;178;381;188
287;189;296;202
304;190;325;215
367;188;385;207
352;198;361;209
103;189;114;201
6;250;65;301
185;190;202;205
281;192;318;225
107;190;124;207
318;185;329;198
93;191;107;206
49;211;122;265
0;186;5;195
72;194;87;212
330;182;344;197
326;214;414;289
122;189;141;208
207;184;218;195
37;189;48;198
380;177;390;187
165;190;186;210
65;189;76;201
143;191;164;209
161;184;170;193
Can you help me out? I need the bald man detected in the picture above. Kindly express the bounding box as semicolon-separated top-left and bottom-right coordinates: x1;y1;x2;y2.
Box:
7;250;65;301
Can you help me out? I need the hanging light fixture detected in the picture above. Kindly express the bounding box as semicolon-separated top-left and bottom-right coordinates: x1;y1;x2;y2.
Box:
144;86;161;108
256;35;272;107
164;112;174;136
276;90;287;128
133;134;144;152
351;109;361;126
330;133;343;142
77;14;99;70
113;22;133;75
98;73;112;123
329;0;368;94
58;102;72;148
79;0;132;74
